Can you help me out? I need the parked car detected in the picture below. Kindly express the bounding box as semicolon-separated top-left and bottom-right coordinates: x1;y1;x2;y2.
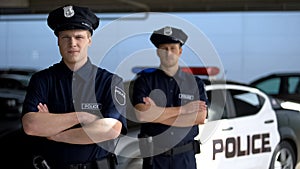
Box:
250;72;300;109
115;67;284;169
249;72;300;168
0;74;31;119
268;96;300;169
0;70;36;168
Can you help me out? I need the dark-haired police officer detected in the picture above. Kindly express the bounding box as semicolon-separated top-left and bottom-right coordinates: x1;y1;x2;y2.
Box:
132;26;208;169
22;5;127;169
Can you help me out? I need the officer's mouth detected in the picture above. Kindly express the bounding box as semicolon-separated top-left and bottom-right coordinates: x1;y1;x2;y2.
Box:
68;50;79;54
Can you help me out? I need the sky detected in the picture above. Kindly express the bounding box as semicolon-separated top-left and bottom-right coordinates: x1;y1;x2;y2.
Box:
0;11;300;83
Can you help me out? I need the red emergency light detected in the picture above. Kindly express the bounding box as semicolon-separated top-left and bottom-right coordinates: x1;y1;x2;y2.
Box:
132;66;220;76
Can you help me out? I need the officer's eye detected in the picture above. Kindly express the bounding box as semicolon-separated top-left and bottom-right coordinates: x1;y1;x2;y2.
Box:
60;36;70;40
158;47;167;51
75;35;85;39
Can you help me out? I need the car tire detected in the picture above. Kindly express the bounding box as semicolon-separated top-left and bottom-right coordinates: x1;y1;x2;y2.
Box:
269;141;296;169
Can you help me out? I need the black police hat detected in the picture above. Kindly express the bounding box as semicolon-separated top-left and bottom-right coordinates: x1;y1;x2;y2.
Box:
47;5;99;36
150;26;188;48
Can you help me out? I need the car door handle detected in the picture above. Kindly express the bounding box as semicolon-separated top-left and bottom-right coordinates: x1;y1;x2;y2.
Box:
222;127;233;131
264;119;274;124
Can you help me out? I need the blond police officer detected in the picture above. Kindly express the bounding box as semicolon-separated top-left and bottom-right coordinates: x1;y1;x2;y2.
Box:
22;5;127;169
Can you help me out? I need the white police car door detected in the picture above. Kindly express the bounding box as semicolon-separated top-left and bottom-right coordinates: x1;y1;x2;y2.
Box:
195;84;280;169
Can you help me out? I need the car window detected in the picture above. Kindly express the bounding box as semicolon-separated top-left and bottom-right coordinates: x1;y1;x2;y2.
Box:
288;76;300;94
255;77;280;95
206;89;230;121
230;89;265;117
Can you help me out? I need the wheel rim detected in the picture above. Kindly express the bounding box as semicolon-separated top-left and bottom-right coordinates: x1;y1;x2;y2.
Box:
274;147;294;169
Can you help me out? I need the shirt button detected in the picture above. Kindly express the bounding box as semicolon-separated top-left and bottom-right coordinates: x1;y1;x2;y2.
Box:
73;100;75;104
170;132;174;135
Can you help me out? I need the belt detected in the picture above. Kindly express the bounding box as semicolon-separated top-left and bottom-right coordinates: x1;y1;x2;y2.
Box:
162;140;201;156
69;158;111;169
69;163;94;169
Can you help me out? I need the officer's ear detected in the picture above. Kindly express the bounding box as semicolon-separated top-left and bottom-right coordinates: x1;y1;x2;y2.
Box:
87;31;92;46
179;45;183;55
57;32;61;46
156;48;164;58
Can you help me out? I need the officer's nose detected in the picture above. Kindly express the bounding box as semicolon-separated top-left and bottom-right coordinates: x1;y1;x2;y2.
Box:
160;49;170;56
165;49;173;56
69;37;77;47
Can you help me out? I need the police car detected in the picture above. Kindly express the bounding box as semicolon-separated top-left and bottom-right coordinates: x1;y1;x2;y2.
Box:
195;79;280;169
115;67;281;169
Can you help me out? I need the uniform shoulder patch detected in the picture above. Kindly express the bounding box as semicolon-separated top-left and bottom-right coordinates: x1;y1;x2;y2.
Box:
114;86;126;106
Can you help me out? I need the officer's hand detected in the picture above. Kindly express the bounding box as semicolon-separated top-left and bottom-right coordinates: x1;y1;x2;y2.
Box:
76;111;99;125
142;97;164;114
181;100;207;114
37;103;49;113
143;97;156;106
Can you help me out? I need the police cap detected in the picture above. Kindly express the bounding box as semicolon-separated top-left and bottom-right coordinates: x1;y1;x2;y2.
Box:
150;26;188;48
47;5;99;36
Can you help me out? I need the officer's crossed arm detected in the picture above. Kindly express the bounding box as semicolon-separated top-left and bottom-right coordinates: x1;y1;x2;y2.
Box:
135;97;207;127
48;117;122;144
22;103;122;144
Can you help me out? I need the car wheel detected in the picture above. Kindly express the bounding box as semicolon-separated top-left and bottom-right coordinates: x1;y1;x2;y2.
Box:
269;141;296;169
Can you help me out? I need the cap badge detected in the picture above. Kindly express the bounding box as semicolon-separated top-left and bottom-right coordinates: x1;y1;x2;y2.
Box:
63;6;75;18
163;26;173;36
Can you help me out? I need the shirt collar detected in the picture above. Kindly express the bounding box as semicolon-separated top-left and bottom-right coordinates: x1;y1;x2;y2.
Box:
54;60;73;79
176;67;187;80
74;58;95;82
54;58;95;82
157;67;186;81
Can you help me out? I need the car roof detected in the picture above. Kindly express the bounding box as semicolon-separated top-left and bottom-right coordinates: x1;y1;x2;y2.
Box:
201;78;249;87
250;72;300;85
0;68;37;76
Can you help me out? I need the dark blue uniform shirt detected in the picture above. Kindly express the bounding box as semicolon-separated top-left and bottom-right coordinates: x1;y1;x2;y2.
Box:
22;59;127;168
132;68;207;148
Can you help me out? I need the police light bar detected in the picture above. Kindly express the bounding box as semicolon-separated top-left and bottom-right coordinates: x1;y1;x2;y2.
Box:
132;66;220;76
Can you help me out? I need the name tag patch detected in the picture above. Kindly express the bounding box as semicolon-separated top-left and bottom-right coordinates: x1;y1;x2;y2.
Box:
179;93;194;100
81;103;101;110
